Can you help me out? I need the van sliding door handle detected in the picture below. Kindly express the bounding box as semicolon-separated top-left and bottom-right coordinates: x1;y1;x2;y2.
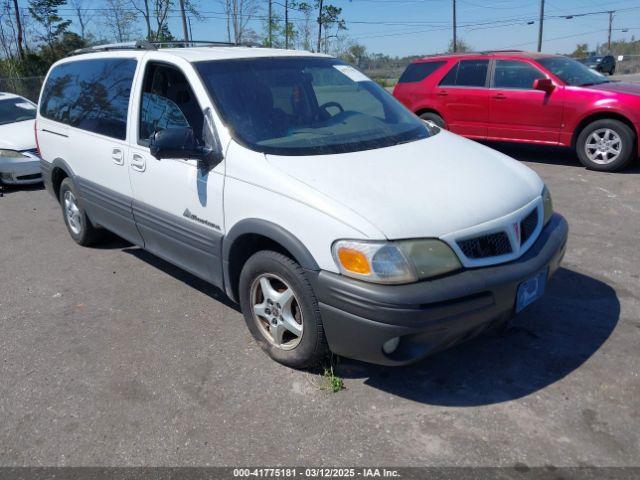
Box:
112;148;124;165
130;153;146;172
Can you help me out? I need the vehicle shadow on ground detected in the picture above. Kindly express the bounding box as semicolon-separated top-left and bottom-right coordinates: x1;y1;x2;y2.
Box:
122;246;240;311
0;182;44;196
336;268;620;406
485;142;640;174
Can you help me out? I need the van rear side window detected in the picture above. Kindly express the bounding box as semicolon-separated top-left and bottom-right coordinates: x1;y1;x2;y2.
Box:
398;61;446;83
40;58;137;140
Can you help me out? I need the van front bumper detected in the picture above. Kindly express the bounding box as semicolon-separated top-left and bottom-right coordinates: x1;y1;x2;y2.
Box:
309;213;568;366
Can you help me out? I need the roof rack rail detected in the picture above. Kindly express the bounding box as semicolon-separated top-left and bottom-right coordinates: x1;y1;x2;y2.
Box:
69;40;157;56
68;39;260;57
480;49;525;54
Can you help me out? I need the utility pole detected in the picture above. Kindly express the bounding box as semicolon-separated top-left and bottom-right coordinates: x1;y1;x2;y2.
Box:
285;0;289;49
607;10;614;51
268;0;273;47
317;0;324;53
179;0;189;43
452;0;457;52
537;0;544;52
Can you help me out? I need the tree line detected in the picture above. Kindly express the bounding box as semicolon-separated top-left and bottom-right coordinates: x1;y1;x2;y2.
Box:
0;0;353;83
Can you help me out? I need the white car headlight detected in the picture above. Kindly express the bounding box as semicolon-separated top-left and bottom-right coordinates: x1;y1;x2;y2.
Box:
0;149;28;158
332;239;462;284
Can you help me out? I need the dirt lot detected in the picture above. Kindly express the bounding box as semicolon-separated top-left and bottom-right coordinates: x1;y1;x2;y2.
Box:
0;145;639;467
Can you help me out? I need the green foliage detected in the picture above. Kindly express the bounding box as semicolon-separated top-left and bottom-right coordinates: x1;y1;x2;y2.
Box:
28;0;72;48
448;38;473;53
322;366;344;393
571;43;589;58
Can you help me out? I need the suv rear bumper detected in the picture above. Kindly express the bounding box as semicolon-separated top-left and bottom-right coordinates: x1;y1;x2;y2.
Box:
308;213;568;366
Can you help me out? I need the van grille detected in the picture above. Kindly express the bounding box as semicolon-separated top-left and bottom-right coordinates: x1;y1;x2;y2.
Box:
457;232;512;259
520;209;538;245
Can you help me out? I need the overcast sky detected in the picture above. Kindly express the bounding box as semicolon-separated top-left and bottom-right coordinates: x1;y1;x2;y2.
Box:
21;0;640;57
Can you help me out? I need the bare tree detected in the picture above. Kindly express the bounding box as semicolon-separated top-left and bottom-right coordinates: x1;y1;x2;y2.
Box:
294;1;313;51
70;0;94;39
131;0;152;40
218;0;259;44
104;0;139;42
0;1;17;59
11;0;23;58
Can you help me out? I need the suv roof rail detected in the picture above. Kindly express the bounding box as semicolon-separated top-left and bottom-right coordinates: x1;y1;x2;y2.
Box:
68;39;260;57
480;49;525;54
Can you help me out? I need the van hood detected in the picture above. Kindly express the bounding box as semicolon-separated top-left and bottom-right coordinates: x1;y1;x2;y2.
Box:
0;120;36;150
266;130;543;239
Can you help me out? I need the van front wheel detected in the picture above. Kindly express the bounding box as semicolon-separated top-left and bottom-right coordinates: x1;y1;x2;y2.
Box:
239;251;329;368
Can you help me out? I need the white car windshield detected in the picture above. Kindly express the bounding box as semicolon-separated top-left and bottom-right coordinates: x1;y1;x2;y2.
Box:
195;57;429;155
0;98;36;125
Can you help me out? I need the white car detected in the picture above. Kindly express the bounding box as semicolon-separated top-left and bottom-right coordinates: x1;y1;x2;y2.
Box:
37;42;568;367
0;92;41;185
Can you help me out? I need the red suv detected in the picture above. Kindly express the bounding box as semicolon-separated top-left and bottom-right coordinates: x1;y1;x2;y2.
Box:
393;51;640;171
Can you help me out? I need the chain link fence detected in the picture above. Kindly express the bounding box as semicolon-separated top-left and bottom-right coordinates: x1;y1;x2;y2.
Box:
614;55;640;75
0;76;45;102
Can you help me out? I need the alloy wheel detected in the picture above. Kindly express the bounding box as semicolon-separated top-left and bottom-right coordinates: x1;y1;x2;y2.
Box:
585;128;622;165
250;273;304;350
63;190;82;235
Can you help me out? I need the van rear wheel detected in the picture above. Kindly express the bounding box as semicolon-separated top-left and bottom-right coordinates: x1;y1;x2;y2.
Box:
576;119;636;172
59;178;102;246
239;250;329;369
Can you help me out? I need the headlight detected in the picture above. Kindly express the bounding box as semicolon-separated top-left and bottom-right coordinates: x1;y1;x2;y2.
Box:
542;185;553;226
332;239;462;284
0;149;28;158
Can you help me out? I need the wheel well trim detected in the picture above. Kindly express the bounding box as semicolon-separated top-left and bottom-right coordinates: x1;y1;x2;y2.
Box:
49;158;76;198
571;110;639;149
222;219;320;302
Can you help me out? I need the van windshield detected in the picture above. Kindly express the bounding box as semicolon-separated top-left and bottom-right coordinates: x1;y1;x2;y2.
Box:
195;57;429;155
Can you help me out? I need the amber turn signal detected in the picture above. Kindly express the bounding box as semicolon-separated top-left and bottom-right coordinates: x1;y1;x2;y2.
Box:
337;247;371;275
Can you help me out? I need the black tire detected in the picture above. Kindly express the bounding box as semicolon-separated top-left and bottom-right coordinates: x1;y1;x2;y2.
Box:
609;67;615;76
419;111;446;129
58;177;102;246
575;119;636;172
238;250;329;369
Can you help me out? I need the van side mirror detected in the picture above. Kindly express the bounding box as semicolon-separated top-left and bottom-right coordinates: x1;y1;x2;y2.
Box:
150;127;206;160
533;78;555;93
149;123;223;171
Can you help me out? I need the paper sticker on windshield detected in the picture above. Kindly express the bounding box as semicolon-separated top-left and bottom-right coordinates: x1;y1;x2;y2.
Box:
16;102;35;110
333;65;370;82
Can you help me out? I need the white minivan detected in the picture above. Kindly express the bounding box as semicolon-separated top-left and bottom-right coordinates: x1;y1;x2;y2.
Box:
37;42;568;367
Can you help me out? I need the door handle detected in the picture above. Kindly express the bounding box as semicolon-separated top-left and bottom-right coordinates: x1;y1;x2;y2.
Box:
131;153;146;172
436;91;448;97
492;93;507;100
112;148;124;165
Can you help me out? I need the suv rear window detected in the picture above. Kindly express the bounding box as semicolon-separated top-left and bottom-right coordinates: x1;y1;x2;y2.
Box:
40;58;137;140
398;61;446;83
439;59;489;87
